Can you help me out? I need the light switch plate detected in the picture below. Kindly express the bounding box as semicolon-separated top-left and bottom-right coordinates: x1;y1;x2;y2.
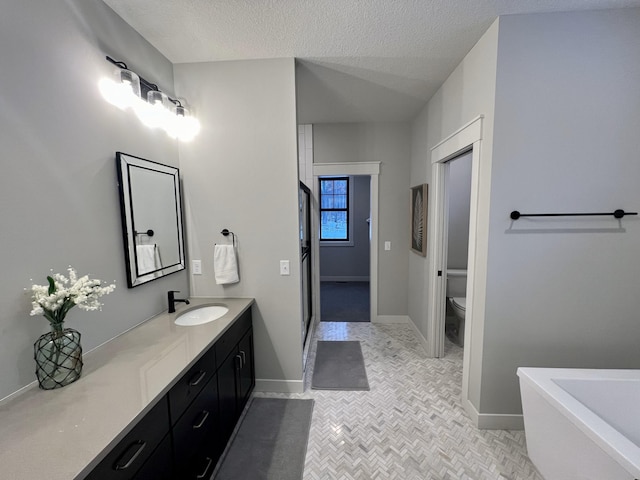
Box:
384;241;391;251
192;260;202;275
280;260;290;275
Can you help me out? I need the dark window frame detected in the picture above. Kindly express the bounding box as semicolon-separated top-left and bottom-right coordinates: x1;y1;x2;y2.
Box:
319;177;350;242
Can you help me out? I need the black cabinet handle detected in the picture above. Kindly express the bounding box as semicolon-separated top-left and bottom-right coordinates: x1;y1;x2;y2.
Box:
235;354;243;370
189;370;207;386
196;457;213;479
114;440;146;470
240;350;246;365
193;410;210;429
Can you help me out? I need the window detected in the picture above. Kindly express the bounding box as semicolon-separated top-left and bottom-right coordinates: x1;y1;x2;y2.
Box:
319;177;349;241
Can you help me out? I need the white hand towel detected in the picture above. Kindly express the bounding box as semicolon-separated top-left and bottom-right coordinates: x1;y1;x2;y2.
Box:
214;244;239;284
136;244;161;276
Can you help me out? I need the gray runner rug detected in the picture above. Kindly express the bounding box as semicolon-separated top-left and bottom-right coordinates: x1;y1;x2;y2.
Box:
215;398;314;480
311;341;370;390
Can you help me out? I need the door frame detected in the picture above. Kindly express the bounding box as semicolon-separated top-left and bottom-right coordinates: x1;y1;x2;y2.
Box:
428;116;484;406
312;162;380;324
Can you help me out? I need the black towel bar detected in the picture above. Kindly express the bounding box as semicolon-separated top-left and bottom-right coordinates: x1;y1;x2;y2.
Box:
134;229;154;236
510;210;637;220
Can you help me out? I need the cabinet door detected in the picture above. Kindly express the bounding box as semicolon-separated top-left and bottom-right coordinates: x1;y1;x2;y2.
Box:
217;348;240;441
132;434;173;480
237;329;254;411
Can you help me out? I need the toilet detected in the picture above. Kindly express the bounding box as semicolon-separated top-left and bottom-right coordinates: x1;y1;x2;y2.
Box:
446;269;466;347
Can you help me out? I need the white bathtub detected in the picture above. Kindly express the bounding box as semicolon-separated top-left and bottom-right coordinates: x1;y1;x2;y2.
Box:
517;368;640;480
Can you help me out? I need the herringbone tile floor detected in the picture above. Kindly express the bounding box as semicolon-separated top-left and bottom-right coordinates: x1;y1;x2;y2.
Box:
256;322;543;480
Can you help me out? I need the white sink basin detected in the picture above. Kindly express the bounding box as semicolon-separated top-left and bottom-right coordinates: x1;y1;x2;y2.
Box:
175;305;229;326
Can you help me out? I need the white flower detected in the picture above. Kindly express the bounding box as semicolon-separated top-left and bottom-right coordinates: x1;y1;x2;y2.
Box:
29;267;116;324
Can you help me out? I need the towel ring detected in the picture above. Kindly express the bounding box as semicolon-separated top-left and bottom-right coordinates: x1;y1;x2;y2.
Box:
220;229;236;246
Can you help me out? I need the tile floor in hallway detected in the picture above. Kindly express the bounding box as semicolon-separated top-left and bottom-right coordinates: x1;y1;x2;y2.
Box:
256;322;543;480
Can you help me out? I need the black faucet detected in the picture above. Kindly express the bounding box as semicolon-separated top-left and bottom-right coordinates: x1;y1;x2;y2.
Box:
168;290;190;313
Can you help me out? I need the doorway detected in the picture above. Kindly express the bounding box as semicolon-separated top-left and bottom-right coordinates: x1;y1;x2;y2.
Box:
310;162;380;335
319;175;371;322
427;116;485;419
443;151;472;347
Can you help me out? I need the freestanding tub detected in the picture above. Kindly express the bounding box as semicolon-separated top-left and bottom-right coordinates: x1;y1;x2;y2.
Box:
517;368;640;480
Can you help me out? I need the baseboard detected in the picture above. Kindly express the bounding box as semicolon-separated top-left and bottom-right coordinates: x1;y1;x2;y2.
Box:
374;315;409;324
407;316;430;354
254;379;304;394
463;397;524;430
320;276;370;282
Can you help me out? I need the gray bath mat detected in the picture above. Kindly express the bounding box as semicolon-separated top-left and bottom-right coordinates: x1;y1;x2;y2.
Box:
215;398;314;480
311;341;370;390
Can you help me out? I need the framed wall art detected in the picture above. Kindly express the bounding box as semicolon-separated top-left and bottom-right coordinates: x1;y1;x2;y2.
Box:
410;184;428;256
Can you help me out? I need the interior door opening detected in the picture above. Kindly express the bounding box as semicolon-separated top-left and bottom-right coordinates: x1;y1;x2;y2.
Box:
443;151;472;350
318;175;371;323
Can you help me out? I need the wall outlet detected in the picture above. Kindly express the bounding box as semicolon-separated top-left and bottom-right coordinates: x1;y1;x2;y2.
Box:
384;241;391;251
280;260;290;275
192;260;202;275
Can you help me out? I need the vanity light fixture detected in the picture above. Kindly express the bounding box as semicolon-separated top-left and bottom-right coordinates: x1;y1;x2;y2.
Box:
99;56;200;142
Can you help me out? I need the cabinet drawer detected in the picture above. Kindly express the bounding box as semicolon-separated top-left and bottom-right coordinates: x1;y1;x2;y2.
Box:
85;397;170;479
173;374;219;470
168;344;216;424
215;308;252;365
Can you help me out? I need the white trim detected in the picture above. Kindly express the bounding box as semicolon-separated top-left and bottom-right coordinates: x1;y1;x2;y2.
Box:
374;315;409;324
312;162;380;324
320;276;370;282
313;162;381;176
408;316;430;353
463;397;524;430
429;116;485;427
431;116;483;162
254;379;304;394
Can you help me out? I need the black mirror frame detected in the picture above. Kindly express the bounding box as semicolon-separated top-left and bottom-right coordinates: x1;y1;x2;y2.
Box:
116;152;186;288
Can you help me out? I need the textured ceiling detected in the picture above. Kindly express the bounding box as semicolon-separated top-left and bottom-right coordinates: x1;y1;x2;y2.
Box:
102;0;640;123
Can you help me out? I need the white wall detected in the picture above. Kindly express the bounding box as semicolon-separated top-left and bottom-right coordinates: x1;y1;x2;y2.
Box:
314;123;411;315
481;8;640;415
320;175;371;280
173;59;304;392
409;20;499;410
0;0;187;400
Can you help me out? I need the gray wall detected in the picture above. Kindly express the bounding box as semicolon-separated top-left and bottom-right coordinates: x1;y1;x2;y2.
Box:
409;20;499;409
320;175;371;279
0;0;187;400
314;123;411;316
481;9;640;414
447;151;472;270
173;59;303;389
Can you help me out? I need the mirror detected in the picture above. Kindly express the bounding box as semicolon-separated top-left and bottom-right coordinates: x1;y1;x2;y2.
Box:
116;152;186;287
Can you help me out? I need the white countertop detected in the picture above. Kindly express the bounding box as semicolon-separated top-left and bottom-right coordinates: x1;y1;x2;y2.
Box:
0;297;254;480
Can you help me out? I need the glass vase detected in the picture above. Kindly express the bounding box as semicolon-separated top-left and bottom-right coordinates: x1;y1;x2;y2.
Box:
34;323;83;390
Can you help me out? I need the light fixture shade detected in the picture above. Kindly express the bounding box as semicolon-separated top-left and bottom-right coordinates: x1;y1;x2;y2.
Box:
135;90;172;129
99;67;141;110
119;69;141;98
100;56;200;141
166;105;201;141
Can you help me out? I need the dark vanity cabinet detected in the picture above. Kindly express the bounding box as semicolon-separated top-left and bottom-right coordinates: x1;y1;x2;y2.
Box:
216;310;255;442
84;398;172;480
85;309;254;480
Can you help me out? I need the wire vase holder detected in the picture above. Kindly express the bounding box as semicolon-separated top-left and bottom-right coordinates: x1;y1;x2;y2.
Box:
34;325;83;390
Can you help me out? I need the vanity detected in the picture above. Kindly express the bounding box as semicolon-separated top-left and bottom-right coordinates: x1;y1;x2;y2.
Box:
0;297;255;480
